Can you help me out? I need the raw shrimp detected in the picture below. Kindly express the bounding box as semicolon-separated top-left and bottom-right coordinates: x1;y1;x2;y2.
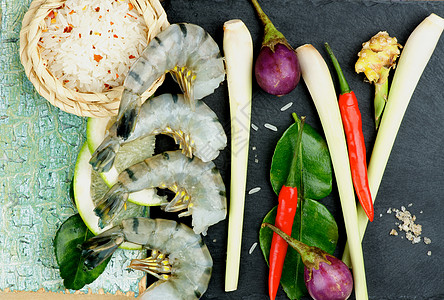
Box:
90;93;227;173
116;23;225;140
81;217;213;300
94;150;226;235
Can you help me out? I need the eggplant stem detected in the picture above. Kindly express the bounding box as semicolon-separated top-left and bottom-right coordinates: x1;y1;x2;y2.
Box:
262;223;331;270
250;0;286;47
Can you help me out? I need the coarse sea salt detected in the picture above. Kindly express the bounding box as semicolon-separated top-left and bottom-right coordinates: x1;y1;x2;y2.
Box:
387;206;432;248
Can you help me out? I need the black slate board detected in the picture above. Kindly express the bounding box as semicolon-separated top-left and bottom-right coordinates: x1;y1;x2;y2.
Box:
152;1;444;299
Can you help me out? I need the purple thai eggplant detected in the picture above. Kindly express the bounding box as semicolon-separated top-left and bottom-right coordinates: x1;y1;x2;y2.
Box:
263;223;353;300
251;0;300;95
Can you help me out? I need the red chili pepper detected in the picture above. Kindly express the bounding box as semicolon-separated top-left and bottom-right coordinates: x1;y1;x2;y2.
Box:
325;43;374;222
269;115;305;300
268;185;297;300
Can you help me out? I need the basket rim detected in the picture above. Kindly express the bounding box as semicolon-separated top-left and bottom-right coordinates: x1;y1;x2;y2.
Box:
19;0;170;117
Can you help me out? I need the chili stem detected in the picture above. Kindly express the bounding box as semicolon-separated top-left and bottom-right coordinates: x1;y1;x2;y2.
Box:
285;114;306;188
324;43;351;94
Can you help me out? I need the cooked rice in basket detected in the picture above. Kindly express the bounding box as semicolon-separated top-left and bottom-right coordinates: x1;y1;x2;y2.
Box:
38;0;148;93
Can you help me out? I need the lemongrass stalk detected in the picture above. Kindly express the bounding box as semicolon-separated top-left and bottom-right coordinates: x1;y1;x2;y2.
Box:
295;44;368;300
342;13;444;267
223;19;253;292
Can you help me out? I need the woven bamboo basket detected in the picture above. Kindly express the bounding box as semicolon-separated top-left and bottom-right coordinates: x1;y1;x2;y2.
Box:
19;0;169;118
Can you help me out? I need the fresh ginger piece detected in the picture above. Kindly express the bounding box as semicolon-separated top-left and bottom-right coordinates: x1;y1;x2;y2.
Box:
356;31;401;84
355;31;402;128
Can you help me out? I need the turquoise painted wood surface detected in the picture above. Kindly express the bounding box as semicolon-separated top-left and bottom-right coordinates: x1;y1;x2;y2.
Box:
0;0;144;294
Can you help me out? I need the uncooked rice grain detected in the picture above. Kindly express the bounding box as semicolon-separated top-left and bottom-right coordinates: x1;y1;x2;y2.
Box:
248;187;261;194
39;0;148;93
264;123;278;131
280;102;293;111
249;242;258;254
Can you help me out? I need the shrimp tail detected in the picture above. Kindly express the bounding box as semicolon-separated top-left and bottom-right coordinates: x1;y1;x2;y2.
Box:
89;134;122;173
81;227;125;270
94;182;129;229
116;89;142;140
